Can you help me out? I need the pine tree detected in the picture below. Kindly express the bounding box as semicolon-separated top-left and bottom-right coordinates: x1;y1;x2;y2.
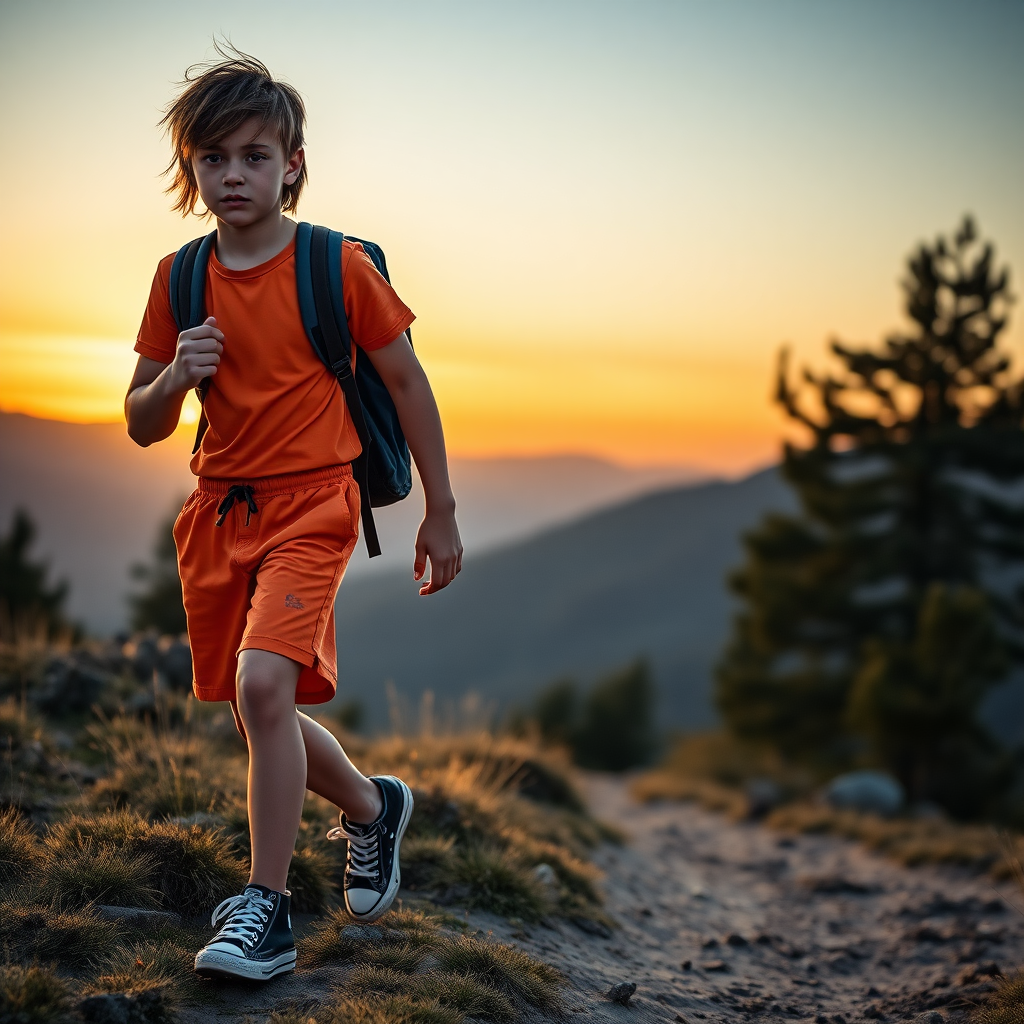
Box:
0;509;69;635
716;218;1023;811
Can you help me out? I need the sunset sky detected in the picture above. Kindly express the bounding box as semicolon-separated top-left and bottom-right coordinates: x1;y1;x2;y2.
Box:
2;0;1023;472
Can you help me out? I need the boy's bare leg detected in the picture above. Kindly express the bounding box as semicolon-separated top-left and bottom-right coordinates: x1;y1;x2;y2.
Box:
229;701;383;827
235;649;307;893
297;713;383;823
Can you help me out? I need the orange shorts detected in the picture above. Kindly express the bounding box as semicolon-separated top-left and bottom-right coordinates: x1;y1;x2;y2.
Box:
172;465;359;704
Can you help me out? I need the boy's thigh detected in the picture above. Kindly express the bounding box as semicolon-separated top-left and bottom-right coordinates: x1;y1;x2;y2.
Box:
174;493;257;701
240;482;359;667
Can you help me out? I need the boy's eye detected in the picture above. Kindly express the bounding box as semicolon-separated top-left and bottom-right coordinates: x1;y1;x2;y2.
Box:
202;154;222;164
248;153;267;162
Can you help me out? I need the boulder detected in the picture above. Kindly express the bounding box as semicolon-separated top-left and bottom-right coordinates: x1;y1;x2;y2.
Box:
824;770;903;816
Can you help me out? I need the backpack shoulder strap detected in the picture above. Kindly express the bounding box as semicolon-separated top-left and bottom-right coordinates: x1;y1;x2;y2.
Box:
169;232;216;331
295;222;383;557
168;231;216;453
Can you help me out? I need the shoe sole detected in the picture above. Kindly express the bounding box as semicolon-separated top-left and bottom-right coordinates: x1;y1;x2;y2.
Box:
346;777;414;922
194;947;296;981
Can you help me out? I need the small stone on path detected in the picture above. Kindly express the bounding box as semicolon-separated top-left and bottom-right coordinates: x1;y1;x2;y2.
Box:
606;981;637;1005
700;959;729;972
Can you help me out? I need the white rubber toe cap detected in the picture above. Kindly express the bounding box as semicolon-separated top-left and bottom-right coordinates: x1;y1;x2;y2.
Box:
346;888;382;916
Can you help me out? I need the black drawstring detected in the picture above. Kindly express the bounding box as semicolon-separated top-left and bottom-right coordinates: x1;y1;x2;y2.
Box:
216;485;258;527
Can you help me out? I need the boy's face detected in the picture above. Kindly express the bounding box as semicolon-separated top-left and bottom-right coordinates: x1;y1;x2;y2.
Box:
193;118;303;227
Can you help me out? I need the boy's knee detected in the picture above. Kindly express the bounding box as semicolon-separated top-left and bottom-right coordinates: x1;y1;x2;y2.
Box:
236;662;295;728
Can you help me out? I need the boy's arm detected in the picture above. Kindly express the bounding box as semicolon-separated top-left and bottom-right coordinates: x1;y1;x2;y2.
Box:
365;332;463;595
125;317;224;446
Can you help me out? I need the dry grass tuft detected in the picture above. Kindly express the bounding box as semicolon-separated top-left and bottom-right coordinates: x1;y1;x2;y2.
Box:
431;933;561;1008
301;904;560;1024
0;806;43;889
321;993;465;1024
43;810;247;916
326;730;608;922
87;711;240;818
347;965;516;1022
38;843;161;909
630;771;749;818
767;802;1011;873
285;840;336;913
0;903;118;967
972;971;1024;1024
0;964;72;1024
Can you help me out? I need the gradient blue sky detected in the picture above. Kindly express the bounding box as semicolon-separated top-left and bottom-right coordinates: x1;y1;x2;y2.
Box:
1;0;1022;469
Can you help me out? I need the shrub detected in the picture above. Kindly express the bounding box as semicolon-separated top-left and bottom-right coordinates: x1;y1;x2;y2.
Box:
0;964;71;1024
572;660;655;771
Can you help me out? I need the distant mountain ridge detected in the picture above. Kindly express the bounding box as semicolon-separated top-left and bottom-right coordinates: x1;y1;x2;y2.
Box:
0;411;703;633
334;468;796;731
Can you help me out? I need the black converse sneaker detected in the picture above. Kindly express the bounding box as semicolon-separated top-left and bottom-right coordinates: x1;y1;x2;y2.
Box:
193;883;296;981
327;775;413;921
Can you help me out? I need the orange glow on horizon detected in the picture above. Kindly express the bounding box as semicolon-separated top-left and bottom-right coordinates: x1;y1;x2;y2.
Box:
0;329;786;474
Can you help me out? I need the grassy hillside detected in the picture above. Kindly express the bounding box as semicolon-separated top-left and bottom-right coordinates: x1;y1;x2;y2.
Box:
0;632;606;1023
334;468;795;731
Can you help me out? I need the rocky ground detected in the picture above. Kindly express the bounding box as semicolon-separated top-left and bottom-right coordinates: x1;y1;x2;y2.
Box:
174;775;1021;1023
482;775;1021;1022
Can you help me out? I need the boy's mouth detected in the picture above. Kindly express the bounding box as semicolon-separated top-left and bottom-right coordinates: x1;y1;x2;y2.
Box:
222;194;249;206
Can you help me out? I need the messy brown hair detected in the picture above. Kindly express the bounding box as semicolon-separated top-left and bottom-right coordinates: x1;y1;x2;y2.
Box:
160;42;307;217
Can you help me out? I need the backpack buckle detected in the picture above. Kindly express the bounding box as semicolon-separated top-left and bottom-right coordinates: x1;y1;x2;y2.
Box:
331;356;352;380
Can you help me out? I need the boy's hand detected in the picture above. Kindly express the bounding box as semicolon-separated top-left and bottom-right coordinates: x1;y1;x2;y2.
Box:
168;316;224;394
414;509;463;595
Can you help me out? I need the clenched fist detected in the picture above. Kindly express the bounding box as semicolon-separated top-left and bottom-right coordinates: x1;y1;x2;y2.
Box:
168;316;224;393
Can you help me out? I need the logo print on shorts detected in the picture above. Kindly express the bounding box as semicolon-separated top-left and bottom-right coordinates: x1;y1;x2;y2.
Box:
285;593;305;610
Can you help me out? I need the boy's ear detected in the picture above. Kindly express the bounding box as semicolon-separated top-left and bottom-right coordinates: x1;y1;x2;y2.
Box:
284;147;304;186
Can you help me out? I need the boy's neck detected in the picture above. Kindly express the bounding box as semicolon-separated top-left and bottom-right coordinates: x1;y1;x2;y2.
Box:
215;213;297;271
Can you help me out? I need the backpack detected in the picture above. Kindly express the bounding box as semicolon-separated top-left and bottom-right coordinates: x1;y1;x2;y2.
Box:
167;222;413;558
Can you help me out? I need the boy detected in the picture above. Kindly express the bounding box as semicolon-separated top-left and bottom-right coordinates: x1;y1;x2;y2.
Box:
124;48;462;981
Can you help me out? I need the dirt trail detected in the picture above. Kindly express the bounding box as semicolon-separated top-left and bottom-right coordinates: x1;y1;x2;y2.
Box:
179;775;1022;1022
484;775;1023;1022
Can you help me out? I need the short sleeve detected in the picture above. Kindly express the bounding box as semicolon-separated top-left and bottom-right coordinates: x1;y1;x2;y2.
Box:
135;254;179;363
342;243;416;352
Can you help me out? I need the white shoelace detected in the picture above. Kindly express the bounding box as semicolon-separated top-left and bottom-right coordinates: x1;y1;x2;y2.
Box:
326;822;380;881
210;891;274;948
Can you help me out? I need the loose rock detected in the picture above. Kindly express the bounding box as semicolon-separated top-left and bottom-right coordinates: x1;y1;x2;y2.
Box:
606;982;637;1005
824;770;903;816
700;959;729;972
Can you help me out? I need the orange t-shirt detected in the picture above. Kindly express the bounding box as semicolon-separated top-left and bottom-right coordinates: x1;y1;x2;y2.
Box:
135;236;415;479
